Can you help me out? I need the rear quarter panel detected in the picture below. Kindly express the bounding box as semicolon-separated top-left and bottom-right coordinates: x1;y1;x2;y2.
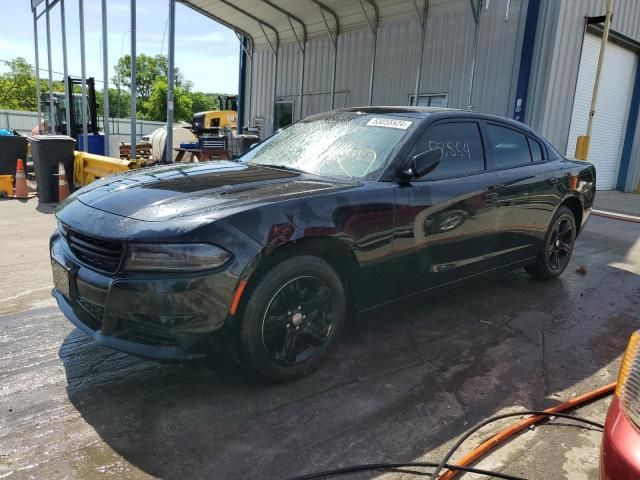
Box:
562;159;596;229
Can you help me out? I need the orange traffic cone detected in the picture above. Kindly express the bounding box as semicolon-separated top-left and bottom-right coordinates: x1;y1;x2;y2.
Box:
14;158;28;199
58;162;70;202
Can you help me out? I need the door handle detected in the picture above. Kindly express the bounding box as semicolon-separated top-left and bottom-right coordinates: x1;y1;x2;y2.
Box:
549;177;559;185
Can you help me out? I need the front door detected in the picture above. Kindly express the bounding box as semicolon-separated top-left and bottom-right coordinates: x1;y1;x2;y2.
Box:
393;120;502;294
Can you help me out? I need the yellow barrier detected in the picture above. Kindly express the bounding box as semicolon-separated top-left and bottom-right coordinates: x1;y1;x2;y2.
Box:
0;175;14;197
73;151;134;187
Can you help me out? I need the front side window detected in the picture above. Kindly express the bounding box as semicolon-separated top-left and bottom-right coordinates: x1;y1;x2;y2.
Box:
241;113;415;180
413;122;485;180
486;124;532;169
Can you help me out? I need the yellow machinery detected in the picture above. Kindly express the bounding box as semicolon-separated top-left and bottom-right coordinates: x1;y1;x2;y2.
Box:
192;110;237;134
191;95;238;135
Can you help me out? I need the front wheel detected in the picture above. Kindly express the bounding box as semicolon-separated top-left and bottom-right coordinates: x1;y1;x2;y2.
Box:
525;206;576;280
235;255;346;382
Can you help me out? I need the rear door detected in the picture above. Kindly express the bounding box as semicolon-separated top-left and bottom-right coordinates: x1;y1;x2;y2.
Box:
393;120;502;293
485;122;563;263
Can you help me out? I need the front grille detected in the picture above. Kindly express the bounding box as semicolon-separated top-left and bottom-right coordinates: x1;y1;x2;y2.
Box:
66;229;124;273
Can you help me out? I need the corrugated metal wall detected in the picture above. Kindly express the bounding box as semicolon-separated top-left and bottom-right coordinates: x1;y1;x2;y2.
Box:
627;99;640;192
245;0;528;137
527;0;640;191
242;0;640;191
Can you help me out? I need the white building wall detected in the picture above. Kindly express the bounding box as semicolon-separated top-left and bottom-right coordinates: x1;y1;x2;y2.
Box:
528;0;640;191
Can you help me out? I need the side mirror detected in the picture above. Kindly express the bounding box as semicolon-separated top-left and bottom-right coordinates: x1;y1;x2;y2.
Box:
408;149;442;179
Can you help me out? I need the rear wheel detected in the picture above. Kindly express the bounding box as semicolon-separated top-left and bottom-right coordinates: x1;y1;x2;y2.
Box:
235;255;346;382
525;206;576;280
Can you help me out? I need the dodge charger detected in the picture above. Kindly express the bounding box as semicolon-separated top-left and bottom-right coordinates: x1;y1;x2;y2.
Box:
50;108;596;381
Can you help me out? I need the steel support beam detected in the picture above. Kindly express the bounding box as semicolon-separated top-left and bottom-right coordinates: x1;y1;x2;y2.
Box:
101;0;110;156
214;0;279;133
79;0;88;150
235;31;255;130
45;0;55;133
258;23;280;133
60;0;71;138
33;9;42;134
130;0;137;159
311;0;340;110
166;0;176;163
236;34;247;133
413;0;428;106
260;0;307;120
178;1;261;130
359;0;378;106
468;0;482;110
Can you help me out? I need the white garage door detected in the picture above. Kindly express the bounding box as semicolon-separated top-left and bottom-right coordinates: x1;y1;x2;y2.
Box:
566;33;637;190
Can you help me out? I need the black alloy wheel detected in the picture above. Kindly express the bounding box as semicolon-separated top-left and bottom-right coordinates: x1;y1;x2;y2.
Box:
547;217;573;271
261;276;335;367
525;205;576;280
235;255;346;382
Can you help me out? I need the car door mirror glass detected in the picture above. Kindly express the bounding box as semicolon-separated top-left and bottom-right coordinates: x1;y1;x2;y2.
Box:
411;149;442;178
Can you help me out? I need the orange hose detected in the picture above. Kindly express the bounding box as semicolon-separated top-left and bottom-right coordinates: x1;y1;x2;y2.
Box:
439;382;616;480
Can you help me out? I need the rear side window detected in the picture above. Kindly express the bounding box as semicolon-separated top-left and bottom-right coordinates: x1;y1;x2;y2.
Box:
486;124;531;169
528;137;544;163
414;122;485;180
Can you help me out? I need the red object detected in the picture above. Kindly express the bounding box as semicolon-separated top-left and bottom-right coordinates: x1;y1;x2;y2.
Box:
14;158;28;199
600;396;640;480
58;162;70;202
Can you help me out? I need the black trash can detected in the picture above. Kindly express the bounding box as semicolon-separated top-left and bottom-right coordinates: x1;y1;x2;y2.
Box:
0;131;28;177
29;135;76;203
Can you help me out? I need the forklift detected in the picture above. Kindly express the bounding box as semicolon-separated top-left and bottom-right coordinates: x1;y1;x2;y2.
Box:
42;76;98;138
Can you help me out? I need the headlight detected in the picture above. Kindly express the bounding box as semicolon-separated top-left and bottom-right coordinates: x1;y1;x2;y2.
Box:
123;243;231;272
616;330;640;427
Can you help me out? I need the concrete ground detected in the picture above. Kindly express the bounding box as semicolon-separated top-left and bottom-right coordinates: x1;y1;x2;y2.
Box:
1;198;639;480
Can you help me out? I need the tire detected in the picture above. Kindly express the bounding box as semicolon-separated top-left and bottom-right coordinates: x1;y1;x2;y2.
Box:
235;255;346;382
525;205;576;280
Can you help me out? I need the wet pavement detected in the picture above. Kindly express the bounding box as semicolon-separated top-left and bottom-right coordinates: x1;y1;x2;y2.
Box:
1;199;639;479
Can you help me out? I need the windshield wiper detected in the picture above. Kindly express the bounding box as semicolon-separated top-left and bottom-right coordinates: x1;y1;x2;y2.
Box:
251;163;308;174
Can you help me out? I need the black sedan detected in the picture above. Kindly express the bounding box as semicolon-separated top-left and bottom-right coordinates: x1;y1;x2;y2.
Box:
51;108;596;381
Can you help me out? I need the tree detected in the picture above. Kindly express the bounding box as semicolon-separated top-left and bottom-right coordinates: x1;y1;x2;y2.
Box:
96;88;130;118
112;54;183;106
143;78;192;122
189;91;215;114
0;57;37;110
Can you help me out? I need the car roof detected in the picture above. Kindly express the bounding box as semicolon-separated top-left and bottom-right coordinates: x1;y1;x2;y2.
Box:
336;106;540;135
338;106;459;115
305;107;542;138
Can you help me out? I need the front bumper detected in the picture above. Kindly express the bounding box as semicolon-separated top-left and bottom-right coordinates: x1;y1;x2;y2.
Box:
600;396;640;480
50;229;237;361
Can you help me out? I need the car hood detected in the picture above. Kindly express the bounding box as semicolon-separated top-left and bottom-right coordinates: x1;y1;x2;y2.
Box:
74;161;355;222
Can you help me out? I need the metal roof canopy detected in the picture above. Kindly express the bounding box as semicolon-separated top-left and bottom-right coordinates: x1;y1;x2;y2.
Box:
177;0;485;131
179;0;438;48
178;0;429;131
30;0;483;162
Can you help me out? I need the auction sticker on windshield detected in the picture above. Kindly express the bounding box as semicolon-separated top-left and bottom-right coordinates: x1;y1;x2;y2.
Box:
366;118;413;130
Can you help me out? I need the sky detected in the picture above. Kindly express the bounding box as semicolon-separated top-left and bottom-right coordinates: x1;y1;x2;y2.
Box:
0;0;240;94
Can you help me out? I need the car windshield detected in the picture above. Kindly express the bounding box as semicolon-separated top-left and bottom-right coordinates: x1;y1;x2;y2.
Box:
241;113;415;180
